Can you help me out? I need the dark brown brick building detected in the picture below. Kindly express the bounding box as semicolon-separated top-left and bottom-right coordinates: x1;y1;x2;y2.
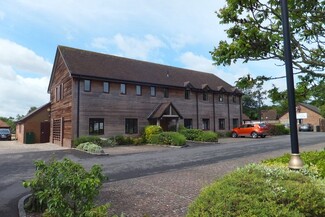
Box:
48;46;243;147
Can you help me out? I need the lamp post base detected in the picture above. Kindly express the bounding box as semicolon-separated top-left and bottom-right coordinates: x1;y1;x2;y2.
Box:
288;153;303;170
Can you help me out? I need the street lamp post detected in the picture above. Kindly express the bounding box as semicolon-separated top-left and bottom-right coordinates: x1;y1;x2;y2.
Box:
280;0;303;169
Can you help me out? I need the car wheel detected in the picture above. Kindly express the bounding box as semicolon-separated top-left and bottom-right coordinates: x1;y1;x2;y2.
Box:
261;135;266;138
231;132;238;138
251;132;258;138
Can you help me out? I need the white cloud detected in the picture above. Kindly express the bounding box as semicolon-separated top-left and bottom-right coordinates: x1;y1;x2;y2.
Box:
179;51;249;86
0;67;49;118
0;38;52;75
0;39;51;118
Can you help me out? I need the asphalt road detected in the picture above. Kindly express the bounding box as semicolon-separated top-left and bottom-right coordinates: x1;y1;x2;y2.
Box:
0;132;324;216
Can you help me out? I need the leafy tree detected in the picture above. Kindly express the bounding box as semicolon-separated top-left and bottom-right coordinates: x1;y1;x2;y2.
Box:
235;74;267;120
212;0;325;78
268;75;325;116
213;0;325;115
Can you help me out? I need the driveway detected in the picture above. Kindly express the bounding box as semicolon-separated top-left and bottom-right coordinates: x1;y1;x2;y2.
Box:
0;140;68;154
0;134;324;217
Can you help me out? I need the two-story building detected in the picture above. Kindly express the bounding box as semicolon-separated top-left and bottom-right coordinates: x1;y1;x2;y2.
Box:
48;46;243;147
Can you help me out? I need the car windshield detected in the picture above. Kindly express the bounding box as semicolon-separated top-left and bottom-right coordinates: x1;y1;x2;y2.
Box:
0;129;10;134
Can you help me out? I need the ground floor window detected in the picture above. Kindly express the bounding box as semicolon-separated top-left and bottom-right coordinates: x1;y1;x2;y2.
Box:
202;119;210;130
125;118;138;134
184;119;193;129
219;118;225;130
89;118;104;135
233;118;239;128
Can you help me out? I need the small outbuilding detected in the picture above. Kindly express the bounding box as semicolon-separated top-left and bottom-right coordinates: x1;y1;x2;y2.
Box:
16;103;51;144
279;102;323;131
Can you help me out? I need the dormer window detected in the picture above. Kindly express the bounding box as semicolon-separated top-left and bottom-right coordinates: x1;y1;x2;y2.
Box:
218;94;224;102
203;92;208;101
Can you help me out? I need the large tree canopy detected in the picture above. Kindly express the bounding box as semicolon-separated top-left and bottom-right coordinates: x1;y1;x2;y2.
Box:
212;0;325;78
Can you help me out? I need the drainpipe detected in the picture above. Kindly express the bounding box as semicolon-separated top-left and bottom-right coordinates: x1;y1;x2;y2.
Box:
239;96;242;124
196;92;199;129
227;95;230;130
213;92;216;132
77;79;80;138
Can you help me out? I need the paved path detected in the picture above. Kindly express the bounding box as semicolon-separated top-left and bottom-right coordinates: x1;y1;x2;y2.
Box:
99;142;324;216
0;137;324;217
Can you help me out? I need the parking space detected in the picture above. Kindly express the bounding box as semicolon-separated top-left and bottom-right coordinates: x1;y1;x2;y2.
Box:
0;140;68;154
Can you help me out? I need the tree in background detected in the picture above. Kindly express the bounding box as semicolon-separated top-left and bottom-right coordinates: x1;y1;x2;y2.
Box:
212;0;325;115
27;106;37;114
235;74;267;120
0;117;16;133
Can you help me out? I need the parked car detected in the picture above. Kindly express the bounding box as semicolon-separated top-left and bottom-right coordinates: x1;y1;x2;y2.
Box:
299;123;313;132
231;123;269;138
0;128;11;140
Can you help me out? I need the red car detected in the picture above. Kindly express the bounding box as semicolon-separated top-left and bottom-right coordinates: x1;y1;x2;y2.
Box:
231;123;269;138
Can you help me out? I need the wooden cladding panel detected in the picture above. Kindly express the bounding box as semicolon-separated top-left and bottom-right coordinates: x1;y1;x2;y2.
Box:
77;80;241;137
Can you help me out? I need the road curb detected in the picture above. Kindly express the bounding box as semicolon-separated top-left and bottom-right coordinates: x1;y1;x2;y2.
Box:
18;193;31;217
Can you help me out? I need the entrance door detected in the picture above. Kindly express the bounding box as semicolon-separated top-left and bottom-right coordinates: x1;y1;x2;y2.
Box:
40;121;50;143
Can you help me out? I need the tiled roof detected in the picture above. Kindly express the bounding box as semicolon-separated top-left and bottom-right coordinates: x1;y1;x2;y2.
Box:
299;103;321;115
0;120;9;128
148;102;183;119
16;103;51;123
56;46;240;93
261;109;278;120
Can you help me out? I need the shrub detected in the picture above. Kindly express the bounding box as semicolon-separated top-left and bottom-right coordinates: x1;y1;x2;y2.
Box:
149;132;186;146
23;158;108;217
263;150;325;178
180;129;218;142
100;138;117;147
179;129;203;140
268;124;290;136
73;136;102;147
195;131;218;142
111;135;134;146
76;142;104;154
144;125;163;142
187;164;325;217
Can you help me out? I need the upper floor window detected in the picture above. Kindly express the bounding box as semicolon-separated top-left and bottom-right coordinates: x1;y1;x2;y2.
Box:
136;85;142;96
185;89;190;99
55;84;64;102
163;88;169;98
84;80;91;92
120;83;126;94
218;94;223;102
150;86;156;97
203;92;208;101
103;82;110;93
232;96;237;103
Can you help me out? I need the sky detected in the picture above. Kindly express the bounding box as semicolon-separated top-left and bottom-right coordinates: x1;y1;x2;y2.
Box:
0;0;288;118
